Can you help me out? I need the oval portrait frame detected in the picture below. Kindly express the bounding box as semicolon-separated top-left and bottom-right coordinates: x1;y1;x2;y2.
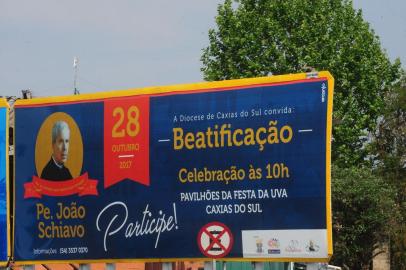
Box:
35;112;83;179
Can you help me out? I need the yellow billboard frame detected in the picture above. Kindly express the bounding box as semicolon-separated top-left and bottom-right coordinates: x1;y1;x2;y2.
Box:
0;98;10;267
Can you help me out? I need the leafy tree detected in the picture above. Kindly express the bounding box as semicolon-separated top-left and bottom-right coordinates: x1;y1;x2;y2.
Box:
331;165;397;270
371;71;406;269
201;0;401;166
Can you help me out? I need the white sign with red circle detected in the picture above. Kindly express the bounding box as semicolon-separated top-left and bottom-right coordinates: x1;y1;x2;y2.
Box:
197;222;234;258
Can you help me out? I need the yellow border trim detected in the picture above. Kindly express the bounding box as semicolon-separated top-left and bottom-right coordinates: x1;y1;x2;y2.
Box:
0;99;10;264
15;257;330;265
12;101;16;265
15;73;317;107
320;71;334;259
0;99;9;108
13;72;334;263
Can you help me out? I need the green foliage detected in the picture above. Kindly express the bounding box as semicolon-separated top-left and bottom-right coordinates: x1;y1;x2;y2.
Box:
331;165;397;269
373;71;406;178
201;0;401;166
371;71;406;269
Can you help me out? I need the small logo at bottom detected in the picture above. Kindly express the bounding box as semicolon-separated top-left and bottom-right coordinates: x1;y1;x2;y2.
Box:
306;240;320;252
267;238;281;254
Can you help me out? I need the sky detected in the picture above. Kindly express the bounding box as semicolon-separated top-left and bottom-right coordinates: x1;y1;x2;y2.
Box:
0;0;405;98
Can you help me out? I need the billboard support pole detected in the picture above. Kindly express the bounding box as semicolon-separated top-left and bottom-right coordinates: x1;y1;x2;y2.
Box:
204;261;211;270
252;262;264;270
79;264;90;270
204;261;216;270
162;263;172;270
106;263;116;270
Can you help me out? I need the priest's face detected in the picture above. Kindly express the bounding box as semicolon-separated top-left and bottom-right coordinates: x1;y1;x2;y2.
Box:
52;128;70;165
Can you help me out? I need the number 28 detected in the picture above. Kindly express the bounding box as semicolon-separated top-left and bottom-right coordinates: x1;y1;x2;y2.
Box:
112;106;140;138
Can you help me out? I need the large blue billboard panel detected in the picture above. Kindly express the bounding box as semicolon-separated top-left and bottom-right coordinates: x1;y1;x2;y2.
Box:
13;72;333;263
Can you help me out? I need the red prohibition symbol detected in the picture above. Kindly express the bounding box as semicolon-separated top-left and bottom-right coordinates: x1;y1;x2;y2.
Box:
197;222;234;258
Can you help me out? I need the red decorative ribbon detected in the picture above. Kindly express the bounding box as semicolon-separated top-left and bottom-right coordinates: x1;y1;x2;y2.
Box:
24;173;98;199
103;96;150;189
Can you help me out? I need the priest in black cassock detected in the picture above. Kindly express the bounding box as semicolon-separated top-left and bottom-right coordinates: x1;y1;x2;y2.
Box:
41;121;73;181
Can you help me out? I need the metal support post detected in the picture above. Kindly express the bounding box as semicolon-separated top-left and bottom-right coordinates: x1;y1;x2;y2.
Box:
79;264;90;270
252;262;264;270
106;263;116;270
204;260;216;270
162;263;172;270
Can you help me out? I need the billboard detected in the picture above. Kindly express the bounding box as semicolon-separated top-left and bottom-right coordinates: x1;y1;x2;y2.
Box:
0;99;9;266
13;72;333;263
